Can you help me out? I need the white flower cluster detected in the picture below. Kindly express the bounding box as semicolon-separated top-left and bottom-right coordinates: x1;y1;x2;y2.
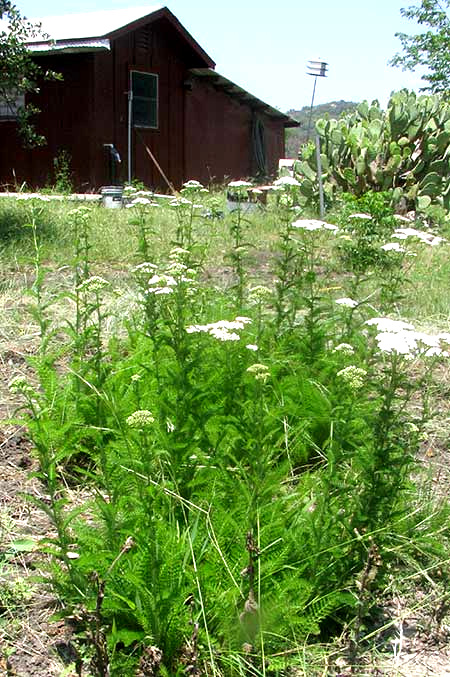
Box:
77;276;110;293
169;196;203;209
8;375;36;396
147;273;177;295
169;246;190;260
248;285;273;304
180;179;208;196
228;180;252;188
142;258;196;295
348;213;372;220
292;219;339;233
126;196;160;208
132;262;158;275
392;227;446;247
126;409;155;428
333;343;355;356
186;316;252;342
365;317;450;357
381;242;406;253
335;297;358;309
273;176;301;187
337;365;367;389
246;363;269;382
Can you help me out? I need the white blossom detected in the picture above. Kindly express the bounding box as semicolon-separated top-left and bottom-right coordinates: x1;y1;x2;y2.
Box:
335;297;358;308
126;410;155;428
392;227;446;247
381;242;406;253
365;317;415;333
348;213;372;220
246;363;269;381
183;179;203;189
292;219;339;233
333;343;355;355
77;276;109;293
209;327;240;341
337;365;367;389
273;176;301;187
228;180;252;188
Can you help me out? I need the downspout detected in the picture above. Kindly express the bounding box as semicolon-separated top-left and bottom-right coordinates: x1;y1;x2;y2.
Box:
127;86;133;184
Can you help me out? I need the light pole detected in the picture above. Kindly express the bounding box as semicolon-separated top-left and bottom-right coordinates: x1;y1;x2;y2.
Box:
306;58;328;142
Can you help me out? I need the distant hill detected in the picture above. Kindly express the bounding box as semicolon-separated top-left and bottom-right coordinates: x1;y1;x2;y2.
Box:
285;100;358;158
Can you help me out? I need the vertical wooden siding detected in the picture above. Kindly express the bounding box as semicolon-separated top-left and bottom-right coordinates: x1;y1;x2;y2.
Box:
0;16;287;190
0;54;95;190
184;78;286;185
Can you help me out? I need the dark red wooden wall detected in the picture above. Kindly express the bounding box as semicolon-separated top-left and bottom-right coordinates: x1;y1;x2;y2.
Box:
184;78;285;185
0;16;286;191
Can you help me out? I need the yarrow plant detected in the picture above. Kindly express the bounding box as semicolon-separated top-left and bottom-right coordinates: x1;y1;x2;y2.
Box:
7;183;450;676
126;409;155;429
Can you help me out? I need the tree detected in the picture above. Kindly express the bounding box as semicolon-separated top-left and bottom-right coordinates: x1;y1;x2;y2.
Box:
390;0;450;97
0;0;58;146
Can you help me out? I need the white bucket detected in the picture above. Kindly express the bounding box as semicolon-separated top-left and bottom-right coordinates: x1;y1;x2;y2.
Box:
101;186;123;208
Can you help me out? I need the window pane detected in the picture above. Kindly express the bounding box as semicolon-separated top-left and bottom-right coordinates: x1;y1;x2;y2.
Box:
133;97;157;128
131;71;158;128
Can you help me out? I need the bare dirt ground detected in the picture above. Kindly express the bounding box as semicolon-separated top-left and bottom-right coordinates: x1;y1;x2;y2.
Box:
1;285;449;676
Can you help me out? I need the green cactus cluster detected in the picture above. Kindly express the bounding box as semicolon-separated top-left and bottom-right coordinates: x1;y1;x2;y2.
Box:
294;90;450;219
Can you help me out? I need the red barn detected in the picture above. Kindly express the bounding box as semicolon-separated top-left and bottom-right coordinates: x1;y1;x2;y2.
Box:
0;5;298;191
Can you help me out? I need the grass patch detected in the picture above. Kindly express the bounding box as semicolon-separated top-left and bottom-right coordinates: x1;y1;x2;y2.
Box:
2;187;450;675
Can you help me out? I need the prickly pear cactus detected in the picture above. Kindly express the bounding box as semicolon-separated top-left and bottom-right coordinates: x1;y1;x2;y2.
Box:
294;90;450;219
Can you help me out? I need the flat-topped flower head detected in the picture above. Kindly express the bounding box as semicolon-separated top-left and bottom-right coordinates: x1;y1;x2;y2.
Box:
348;213;372;220
335;297;358;309
246;344;258;351
246;363;269;382
392;227;446;247
170;197;192;207
292;219;339;233
366;317;449;357
228;180;252;188
273;176;301;187
8;376;36;396
209;327;240;341
169;246;190;260
337;365;367;389
77;276;109;293
381;242;406;253
126;197;154;207
132;262;158;274
185;316;251;340
248;285;272;304
182;179;204;189
126;410;155;428
365;317;415;333
333;343;355;355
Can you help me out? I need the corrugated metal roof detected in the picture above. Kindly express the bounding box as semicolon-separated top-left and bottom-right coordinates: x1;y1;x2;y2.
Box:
28;38;111;54
26;5;163;43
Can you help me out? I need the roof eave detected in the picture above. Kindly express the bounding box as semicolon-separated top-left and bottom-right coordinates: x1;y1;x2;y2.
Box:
189;68;299;127
28;38;111;55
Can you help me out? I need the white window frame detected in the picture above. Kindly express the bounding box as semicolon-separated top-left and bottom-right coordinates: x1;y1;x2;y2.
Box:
130;70;158;130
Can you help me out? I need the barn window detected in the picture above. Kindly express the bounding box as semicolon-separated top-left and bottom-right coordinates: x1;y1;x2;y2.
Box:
0;91;25;120
131;71;158;129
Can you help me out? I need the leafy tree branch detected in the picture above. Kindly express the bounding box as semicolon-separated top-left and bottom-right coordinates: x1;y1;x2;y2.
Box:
390;0;450;96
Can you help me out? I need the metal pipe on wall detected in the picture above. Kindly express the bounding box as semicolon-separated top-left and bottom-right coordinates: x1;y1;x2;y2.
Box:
127;88;133;184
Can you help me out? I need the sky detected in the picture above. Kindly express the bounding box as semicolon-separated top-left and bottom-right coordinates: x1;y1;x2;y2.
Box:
15;0;428;113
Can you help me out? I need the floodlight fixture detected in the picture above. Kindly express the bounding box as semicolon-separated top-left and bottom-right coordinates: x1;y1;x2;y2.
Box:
306;57;329;141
